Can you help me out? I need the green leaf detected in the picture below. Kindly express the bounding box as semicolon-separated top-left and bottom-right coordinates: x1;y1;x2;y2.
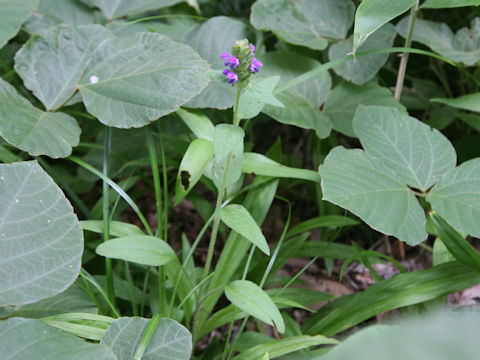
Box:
303;261;480;336
212;124;244;190
0;0;38;49
353;105;456;191
430;212;480;272
78;33;210;128
234;335;338;360
13;284;97;318
81;0;183;20
0;161;83;306
320;147;427;245
0;78;80;158
251;0;354;50
225;280;284;333
96;236;176;266
183;16;250;109
318;311;480;360
324;81;405;137
40;312;114;341
101;317;192;360
457;113;480;132
353;0;416;51
427;158;480;238
242;152;321;183
294;241;360;260
286;215;359;238
175;138;214;205
396;17;480;66
24;0;99;35
219;204;270;255
237;76;284;120
432;93;480;113
15;25;112;110
0;318;116;360
329;24;396;85
176;108;214;141
81;220;145;237
421;0;480;8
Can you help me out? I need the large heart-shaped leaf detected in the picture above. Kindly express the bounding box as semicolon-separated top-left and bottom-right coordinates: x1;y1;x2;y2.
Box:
353;0;415;51
0;318;115;360
24;0;99;35
427;158;480;238
329;24;396;85
101;317;192;360
251;0;354;50
320;147;427;245
324;81;405;137
78;32;210;128
0;0;38;49
0;161;83;306
81;0;183;20
0;78;80;158
396;17;480;66
15;24;113;110
183;16;251;109
353;106;456;191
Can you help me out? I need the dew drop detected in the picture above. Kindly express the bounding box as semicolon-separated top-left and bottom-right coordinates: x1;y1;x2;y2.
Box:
47;219;52;223
15;199;19;203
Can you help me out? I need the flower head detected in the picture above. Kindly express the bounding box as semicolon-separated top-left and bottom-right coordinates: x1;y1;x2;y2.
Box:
220;39;262;85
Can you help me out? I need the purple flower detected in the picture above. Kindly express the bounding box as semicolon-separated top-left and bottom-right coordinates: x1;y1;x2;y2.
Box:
250;58;263;73
226;55;239;69
251;44;255;53
220;52;230;60
224;70;238;84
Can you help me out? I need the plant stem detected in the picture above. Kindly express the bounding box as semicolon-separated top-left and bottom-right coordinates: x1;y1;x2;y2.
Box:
394;1;420;100
133;313;161;360
103;127;115;307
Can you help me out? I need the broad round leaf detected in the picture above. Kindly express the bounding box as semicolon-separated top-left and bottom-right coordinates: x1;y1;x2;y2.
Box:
96;235;176;266
251;0;354;50
0;78;80;158
329;24;396;85
0;161;83;306
102;317;192;360
320;147;427;245
15;24;113;111
225;280;284;333
427;158;480;238
0;318;115;360
0;0;38;49
184;16;251;109
219;204;270;255
78;32;210;128
353;105;457;191
324;81;405;137
81;0;184;20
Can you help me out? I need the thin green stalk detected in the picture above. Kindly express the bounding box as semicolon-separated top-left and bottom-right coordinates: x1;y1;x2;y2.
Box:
124;262;139;316
133;313;161;360
103;127;115;307
80;269;120;318
158;126;169;242
242;245;256;280
226;317;249;360
394;1;420;100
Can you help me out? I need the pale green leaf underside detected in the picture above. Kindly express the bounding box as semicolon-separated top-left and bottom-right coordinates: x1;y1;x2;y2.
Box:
225;280;285;333
0;78;80;158
428;158;480;238
251;0;354;50
237;76;283;120
353;0;415;51
80;220;145;237
78;32;210;128
396;17;480;66
96;236;176;266
0;0;38;49
81;0;183;20
324;81;405;137
353;105;456;191
421;0;480;8
176;108;214;141
0;161;83;306
212;124;244;190
15;25;112;110
184;16;250;109
329;24;396;85
219;204;270;255
101;317;192;360
320;147;427;245
0;318;115;360
432;93;480;113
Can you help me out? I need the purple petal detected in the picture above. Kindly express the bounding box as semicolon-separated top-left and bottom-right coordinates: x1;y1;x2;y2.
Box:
228;56;239;69
223;68;230;75
226;71;238;84
251;44;255;53
252;58;263;68
220;52;230;60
